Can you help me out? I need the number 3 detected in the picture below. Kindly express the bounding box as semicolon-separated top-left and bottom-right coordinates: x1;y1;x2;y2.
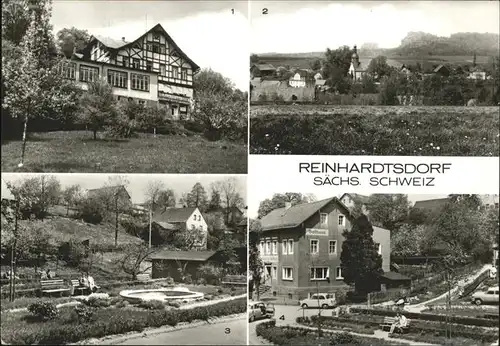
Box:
225;328;231;334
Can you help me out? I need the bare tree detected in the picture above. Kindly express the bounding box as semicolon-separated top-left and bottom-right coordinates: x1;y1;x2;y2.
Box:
144;180;166;248
113;243;159;280
212;178;244;224
100;176;131;247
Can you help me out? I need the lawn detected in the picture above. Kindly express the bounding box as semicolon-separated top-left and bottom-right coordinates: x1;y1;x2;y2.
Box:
250;105;499;156
1;131;247;173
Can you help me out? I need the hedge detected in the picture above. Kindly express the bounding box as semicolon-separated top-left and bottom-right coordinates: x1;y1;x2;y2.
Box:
3;297;246;344
350;307;498;327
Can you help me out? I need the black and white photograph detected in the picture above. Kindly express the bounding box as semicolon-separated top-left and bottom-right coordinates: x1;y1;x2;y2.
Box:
1;173;247;345
2;0;248;173
249;191;499;345
249;1;500;156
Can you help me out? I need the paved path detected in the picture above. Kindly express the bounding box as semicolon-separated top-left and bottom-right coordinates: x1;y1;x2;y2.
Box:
104;314;247;345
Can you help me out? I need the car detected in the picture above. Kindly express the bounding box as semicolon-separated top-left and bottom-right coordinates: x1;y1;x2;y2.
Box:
248;301;275;322
471;286;499;305
299;293;337;309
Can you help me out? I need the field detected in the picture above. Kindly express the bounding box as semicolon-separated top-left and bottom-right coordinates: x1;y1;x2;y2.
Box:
1;131;247;173
250;105;500;156
256;53;492;70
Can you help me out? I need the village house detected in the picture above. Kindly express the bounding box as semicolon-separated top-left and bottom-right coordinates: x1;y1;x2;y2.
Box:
348;45;370;81
62;23;199;119
433;64;450;77
257;197;391;299
152;207;208;249
289;71;307;88
339;193;370;214
86;185;132;211
250;63;277;79
413;195;499;212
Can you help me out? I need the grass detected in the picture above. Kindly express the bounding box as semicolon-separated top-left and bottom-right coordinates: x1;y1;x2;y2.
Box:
1;131;247;173
250;105;499;156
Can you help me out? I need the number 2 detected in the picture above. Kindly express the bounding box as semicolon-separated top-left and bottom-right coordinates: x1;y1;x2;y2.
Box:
262;8;268;15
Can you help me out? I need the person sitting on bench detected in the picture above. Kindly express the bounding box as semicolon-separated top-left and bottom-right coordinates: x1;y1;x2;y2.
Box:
389;313;408;335
86;273;97;292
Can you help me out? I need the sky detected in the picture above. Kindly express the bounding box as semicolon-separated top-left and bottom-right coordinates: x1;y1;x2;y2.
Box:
250;1;500;53
51;1;249;91
2;173;247;206
247;191;450;219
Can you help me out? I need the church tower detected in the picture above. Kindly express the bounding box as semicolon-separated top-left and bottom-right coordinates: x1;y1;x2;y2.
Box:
351;45;360;68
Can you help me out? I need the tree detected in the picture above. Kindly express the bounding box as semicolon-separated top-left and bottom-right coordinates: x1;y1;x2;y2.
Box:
193;68;247;141
156;189;176;211
322;46;353;94
109;99;142;138
181;183;208;212
250;54;260;64
310;58;322;71
205;211;227;250
340;214;383;294
208;188;222;210
366;56;392;80
365;194;410;231
78;78;117;140
61;184;84;216
212;178;244;224
99;176;131;247
249;219;264;300
391;224;427;257
56;27;89;58
2;1;67;167
139;104;170;136
172;226;206;250
113;243;158;280
2;0;31;44
257;192;315;219
11;175;61;220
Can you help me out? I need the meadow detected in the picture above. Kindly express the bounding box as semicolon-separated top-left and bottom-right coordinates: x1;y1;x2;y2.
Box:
1;131;247;173
250;105;499;156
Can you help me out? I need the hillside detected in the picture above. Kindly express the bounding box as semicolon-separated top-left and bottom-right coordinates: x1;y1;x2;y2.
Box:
19;216;143;250
254;32;499;69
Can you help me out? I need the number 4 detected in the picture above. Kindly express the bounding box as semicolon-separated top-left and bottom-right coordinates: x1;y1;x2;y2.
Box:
279;315;285;320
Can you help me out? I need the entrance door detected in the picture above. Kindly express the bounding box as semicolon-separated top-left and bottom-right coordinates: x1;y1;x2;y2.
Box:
171;105;179;119
264;266;272;286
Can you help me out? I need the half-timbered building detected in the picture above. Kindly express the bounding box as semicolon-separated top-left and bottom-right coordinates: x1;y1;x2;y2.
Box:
64;23;200;119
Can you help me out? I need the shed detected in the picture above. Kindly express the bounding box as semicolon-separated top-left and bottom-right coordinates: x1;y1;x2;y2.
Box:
379;271;412;290
151;250;217;281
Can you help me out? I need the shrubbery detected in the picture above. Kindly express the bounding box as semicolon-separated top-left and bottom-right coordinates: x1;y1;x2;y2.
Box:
3;297;246;344
27;301;58;321
138;300;165;310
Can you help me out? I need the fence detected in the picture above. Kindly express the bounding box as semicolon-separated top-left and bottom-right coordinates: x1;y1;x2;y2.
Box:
368;288;408;306
461;269;490;297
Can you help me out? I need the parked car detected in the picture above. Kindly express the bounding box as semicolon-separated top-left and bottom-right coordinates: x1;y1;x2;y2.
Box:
471;286;499;305
248;301;275;322
300;293;337;309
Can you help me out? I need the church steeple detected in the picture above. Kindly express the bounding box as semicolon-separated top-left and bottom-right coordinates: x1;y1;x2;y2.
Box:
351;45;360;68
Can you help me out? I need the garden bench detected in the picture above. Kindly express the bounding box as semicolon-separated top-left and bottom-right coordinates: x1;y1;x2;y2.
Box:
379;316;411;333
40;279;71;296
221;275;247;286
70;279;100;295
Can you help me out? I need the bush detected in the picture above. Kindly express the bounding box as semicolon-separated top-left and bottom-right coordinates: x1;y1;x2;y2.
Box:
27;301;58;321
183;120;205;133
165;277;175;286
73;305;95;322
329;332;358;345
84;295;111;308
197;264;223;285
138;300;165;310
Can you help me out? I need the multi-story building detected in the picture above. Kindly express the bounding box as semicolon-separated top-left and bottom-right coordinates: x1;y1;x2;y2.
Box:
63;23;199;119
257;197;391;299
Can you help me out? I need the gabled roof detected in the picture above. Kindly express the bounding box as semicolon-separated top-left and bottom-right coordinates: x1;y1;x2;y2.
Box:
150;250;216;261
433;64;449;73
1;179;15;201
315;79;327;86
152;207;197;223
88;23;200;72
252;63;276;71
87;185;131;199
153;221;179;231
260;197;352;231
413;198;449;211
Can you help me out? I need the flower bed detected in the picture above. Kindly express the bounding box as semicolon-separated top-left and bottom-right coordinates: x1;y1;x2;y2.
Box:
255;320;404;345
1;297;246;344
296;316;377;335
390;332;497;346
351;307;498;327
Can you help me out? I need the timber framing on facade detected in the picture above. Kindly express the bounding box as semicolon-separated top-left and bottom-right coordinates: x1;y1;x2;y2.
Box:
65;23;200;119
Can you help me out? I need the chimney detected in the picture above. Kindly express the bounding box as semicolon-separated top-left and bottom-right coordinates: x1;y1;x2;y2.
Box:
285;202;292;210
122;37;126;42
